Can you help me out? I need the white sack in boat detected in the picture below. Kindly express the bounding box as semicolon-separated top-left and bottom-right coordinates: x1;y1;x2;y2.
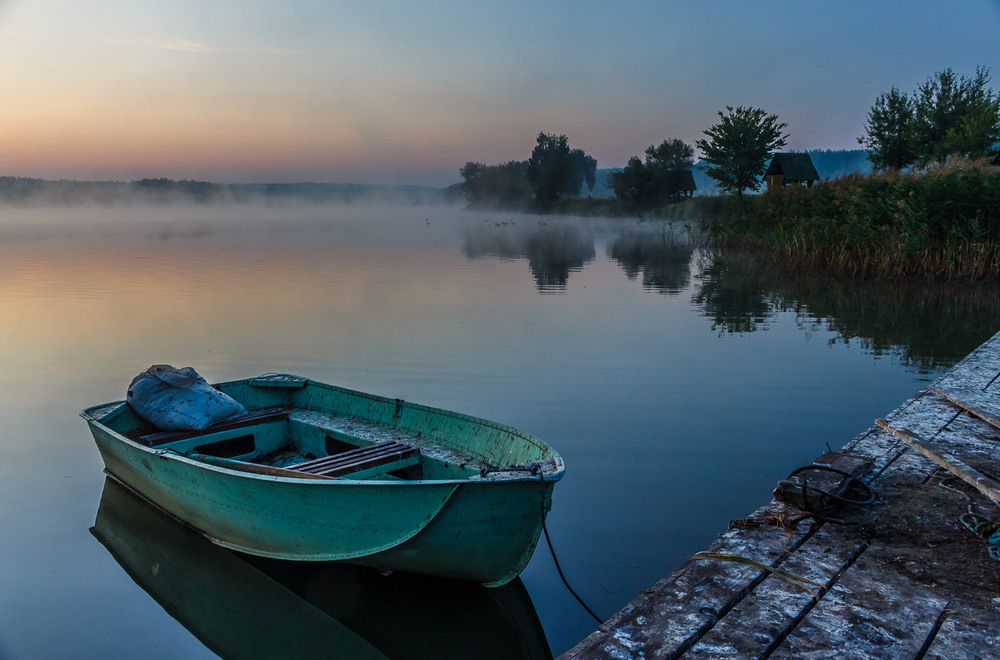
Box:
127;364;246;431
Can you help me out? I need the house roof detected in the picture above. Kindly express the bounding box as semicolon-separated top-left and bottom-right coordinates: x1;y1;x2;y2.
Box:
764;153;820;182
665;169;696;191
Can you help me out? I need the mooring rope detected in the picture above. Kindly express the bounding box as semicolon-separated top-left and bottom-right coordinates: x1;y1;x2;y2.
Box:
530;467;605;624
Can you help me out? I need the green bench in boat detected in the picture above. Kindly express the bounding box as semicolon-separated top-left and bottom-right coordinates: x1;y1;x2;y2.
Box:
138;407;420;480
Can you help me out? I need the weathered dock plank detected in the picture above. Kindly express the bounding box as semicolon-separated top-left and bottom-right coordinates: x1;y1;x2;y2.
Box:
770;542;949;658
687;524;867;658
931;385;1000;431
931;336;1000;394
561;500;811;659
923;611;1000;660
877;418;1000;508
561;331;1000;660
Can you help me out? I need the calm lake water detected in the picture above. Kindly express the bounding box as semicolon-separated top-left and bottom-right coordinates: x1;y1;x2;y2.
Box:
1;203;998;658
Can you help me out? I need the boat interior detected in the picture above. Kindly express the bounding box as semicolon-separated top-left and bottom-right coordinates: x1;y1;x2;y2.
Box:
122;406;485;482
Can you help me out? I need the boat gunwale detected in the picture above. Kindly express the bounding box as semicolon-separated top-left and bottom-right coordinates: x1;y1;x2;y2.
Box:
81;384;565;486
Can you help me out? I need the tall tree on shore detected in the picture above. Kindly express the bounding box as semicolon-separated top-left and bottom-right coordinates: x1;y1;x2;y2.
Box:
860;66;1000;170
526;132;597;206
609;138;695;210
695;106;788;198
645;138;695;172
608;156;652;210
911;66;1000;165
526;132;572;205
645;138;695;204
859;87;915;170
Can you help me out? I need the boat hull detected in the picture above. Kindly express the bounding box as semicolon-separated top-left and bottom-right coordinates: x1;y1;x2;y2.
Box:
92;478;552;659
83;378;562;586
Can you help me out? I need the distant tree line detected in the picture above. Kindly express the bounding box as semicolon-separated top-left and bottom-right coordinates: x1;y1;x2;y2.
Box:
458;132;597;210
459;65;998;215
0;177;445;206
462;106;793;212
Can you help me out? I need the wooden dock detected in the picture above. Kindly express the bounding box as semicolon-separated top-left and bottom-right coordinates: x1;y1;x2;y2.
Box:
562;332;1000;659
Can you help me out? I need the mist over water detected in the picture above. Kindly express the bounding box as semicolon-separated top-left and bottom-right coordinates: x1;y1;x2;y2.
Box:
1;203;998;657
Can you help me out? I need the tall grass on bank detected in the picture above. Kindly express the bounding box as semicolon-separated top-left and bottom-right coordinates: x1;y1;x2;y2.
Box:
704;160;1000;281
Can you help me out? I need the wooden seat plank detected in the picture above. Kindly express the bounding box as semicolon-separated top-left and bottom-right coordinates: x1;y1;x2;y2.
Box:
292;441;420;478
140;408;290;446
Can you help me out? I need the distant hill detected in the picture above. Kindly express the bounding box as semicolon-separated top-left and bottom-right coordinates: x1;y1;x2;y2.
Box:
0;176;448;206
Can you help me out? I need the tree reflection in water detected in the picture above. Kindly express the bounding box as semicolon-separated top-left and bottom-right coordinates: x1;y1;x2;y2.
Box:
607;226;694;296
462;219;595;292
462;215;1000;372
690;249;1000;371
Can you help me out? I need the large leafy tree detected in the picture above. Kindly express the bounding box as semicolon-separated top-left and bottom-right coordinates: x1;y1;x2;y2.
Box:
859;87;915;170
695;106;788;198
526;132;573;205
645;138;694;171
608;156;651;209
526;132;596;206
860;66;1000;170
609;138;695;209
911;66;1000;165
645;138;695;204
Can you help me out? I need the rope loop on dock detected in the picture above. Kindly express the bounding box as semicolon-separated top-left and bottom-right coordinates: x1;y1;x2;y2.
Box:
785;464;877;514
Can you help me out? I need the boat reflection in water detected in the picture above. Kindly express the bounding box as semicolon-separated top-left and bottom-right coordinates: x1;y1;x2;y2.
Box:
91;478;552;659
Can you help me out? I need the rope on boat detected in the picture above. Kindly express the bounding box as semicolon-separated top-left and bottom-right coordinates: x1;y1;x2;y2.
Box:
479;461;545;476
530;466;605;625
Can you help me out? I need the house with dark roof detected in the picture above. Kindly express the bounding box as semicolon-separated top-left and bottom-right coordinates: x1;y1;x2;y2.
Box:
763;153;820;191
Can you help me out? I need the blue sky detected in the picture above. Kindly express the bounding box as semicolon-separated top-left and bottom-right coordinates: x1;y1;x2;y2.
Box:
0;0;998;185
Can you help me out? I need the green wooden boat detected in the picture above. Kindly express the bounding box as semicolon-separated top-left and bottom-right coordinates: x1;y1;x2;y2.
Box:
81;374;564;587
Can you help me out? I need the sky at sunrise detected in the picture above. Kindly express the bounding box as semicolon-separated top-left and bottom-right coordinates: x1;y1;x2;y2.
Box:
1;1;998;186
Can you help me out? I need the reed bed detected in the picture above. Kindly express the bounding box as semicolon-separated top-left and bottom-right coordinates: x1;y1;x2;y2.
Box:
704;160;1000;281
